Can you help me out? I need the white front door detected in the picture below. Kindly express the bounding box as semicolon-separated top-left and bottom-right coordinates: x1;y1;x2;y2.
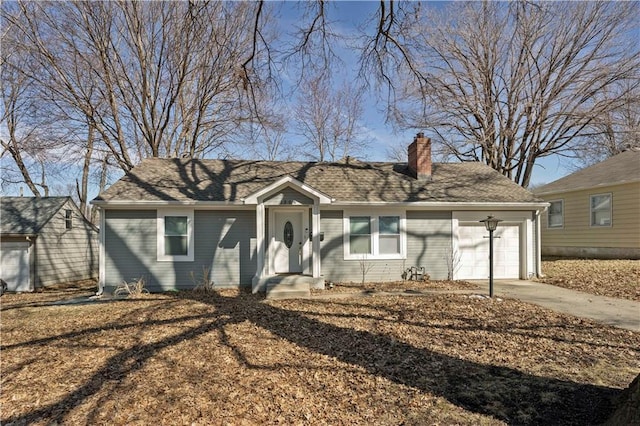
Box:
273;211;304;273
1;242;31;292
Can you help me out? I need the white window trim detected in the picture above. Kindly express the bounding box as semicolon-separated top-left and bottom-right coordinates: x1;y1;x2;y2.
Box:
157;208;195;262
65;209;73;229
343;209;406;260
547;199;564;229
590;193;612;227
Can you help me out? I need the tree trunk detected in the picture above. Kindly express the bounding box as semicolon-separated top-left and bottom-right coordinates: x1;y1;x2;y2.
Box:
77;121;94;218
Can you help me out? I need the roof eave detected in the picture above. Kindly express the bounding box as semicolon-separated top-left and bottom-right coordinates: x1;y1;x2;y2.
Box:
91;200;247;208
0;233;39;238
535;178;640;196
91;199;548;210
324;201;549;210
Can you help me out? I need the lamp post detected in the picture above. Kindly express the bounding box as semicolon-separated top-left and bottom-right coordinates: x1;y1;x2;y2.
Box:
479;215;502;297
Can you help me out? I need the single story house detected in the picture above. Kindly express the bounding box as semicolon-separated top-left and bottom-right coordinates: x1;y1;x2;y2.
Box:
535;149;640;259
0;196;99;292
92;135;548;295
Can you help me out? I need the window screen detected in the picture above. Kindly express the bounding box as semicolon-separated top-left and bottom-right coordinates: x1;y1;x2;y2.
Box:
164;216;188;256
379;216;400;254
349;216;371;254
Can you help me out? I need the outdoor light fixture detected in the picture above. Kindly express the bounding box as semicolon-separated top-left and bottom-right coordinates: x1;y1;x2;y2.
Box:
479;215;502;297
481;215;501;232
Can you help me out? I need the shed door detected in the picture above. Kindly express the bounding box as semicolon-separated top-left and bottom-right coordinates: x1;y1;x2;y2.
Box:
457;225;520;279
1;242;31;292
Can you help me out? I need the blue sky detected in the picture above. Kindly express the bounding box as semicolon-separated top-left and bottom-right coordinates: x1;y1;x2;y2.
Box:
1;1;572;199
276;1;571;186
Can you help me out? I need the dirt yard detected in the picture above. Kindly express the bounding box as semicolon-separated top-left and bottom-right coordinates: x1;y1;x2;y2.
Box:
1;286;638;425
540;258;640;301
314;279;479;294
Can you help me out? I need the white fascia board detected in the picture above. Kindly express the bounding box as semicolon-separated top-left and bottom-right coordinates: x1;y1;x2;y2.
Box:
327;201;550;211
242;176;333;204
91;200;251;210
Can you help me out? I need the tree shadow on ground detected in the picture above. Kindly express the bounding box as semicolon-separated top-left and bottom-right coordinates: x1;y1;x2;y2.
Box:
191;292;617;425
1;291;619;425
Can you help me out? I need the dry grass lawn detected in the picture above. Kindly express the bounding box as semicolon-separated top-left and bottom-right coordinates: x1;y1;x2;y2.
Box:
1;284;639;425
315;279;480;294
540;258;640;301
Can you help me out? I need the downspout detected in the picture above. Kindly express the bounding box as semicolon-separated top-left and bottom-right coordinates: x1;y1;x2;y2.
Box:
535;209;544;278
26;235;36;291
95;207;105;296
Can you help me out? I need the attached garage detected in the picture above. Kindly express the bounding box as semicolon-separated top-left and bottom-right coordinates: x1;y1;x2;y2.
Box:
0;241;32;292
453;211;539;281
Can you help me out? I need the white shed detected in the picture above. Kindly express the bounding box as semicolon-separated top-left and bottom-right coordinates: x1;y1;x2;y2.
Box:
0;197;99;292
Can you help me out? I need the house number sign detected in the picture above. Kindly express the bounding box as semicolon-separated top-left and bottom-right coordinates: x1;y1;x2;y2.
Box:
284;221;294;248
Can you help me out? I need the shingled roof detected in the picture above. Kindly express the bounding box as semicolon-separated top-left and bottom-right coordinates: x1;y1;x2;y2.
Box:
535;149;640;195
95;158;540;204
0;197;69;235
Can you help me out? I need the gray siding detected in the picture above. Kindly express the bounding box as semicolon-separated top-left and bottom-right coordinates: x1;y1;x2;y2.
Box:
264;187;313;205
104;209;256;291
406;210;452;279
35;201;99;287
320;210;452;283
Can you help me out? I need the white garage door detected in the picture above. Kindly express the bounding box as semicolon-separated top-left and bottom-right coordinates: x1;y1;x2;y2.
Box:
457;225;520;279
1;242;31;292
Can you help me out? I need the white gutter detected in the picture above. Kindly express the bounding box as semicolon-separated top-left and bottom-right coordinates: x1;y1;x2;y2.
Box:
327;201;550;210
91;200;249;209
92;199;549;210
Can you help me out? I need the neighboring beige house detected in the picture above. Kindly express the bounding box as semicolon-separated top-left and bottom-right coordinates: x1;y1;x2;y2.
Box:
535;149;640;259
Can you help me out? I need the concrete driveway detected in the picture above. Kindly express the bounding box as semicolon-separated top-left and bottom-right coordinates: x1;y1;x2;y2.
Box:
470;279;640;332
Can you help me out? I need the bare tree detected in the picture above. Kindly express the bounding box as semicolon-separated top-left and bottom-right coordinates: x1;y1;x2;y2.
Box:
294;74;367;161
3;1;271;175
281;1;342;83
573;81;640;167
0;18;57;197
359;254;375;285
5;0;637;198
295;75;331;161
359;1;425;107
0;58;44;196
245;115;293;161
365;1;639;187
329;81;366;160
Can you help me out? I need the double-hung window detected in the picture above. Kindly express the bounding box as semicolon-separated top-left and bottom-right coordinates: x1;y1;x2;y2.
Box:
344;212;405;259
547;200;563;228
349;216;371;254
157;209;194;261
65;209;73;229
379;216;401;254
590;194;612;227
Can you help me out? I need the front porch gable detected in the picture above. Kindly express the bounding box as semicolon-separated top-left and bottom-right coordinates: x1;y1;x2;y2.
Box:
251;179;329;293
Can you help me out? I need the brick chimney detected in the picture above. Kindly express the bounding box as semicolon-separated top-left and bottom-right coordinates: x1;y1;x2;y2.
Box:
408;132;432;180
